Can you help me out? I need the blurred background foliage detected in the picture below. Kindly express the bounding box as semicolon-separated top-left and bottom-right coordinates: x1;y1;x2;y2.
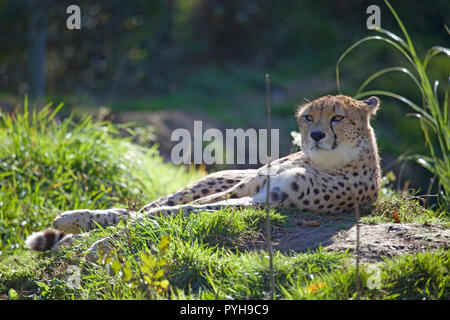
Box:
0;0;449;198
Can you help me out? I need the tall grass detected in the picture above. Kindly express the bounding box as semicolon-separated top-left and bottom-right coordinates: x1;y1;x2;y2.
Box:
336;0;449;210
0;98;203;255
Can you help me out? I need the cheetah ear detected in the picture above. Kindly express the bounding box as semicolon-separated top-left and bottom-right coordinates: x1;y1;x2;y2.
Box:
361;96;380;116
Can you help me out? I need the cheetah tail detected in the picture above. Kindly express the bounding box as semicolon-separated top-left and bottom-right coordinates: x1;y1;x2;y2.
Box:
26;229;68;251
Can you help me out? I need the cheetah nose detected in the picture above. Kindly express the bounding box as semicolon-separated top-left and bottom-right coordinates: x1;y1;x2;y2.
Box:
310;131;326;142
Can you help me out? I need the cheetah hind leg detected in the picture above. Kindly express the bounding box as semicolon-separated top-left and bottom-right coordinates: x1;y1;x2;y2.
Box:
192;174;266;205
85;197;262;260
138;169;256;213
26;208;134;252
52;208;134;234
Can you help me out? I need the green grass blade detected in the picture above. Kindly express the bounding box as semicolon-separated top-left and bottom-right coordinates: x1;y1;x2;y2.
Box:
354;90;436;128
444;77;449;133
356;66;424;97
384;0;435;105
336;36;416;93
423;46;450;70
373;27;409;49
48;102;65;122
384;0;417;57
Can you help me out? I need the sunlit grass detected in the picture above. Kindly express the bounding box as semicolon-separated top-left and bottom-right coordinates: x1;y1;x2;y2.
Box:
0;99;203;255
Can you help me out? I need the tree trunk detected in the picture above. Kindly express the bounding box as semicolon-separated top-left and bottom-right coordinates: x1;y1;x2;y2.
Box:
28;2;48;99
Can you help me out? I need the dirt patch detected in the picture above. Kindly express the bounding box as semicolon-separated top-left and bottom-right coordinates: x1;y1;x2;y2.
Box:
243;213;449;263
326;223;450;263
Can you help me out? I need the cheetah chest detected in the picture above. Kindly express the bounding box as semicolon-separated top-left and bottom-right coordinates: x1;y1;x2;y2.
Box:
252;165;379;213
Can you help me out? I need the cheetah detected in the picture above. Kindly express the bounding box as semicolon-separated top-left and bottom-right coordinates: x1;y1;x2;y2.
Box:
26;94;381;253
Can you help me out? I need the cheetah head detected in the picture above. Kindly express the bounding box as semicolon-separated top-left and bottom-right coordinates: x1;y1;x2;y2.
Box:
296;95;379;169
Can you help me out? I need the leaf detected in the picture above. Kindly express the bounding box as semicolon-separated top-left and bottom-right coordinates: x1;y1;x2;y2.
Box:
49;179;73;190
143;275;152;285
305;282;327;295
122;268;133;282
157;259;167;267
159;235;170;252
111;260;122;274
140;252;155;268
8;288;19;300
392;211;401;223
385;171;396;182
104;253;113;265
160;279;170;290
122;261;133;282
306;220;320;227
140;264;152;276
154;269;164;280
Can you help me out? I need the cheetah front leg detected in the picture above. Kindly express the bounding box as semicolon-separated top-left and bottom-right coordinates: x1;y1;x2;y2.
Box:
138;197;260;216
139;169;256;212
27;169;258;253
191;174;267;205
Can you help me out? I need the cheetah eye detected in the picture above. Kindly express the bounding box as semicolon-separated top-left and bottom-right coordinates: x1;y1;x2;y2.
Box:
331;115;345;123
303;115;313;122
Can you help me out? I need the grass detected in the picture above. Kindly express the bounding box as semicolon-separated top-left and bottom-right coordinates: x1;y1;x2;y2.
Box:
0;99;203;255
281;250;449;300
0;101;448;300
361;181;449;226
2;214;448;299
